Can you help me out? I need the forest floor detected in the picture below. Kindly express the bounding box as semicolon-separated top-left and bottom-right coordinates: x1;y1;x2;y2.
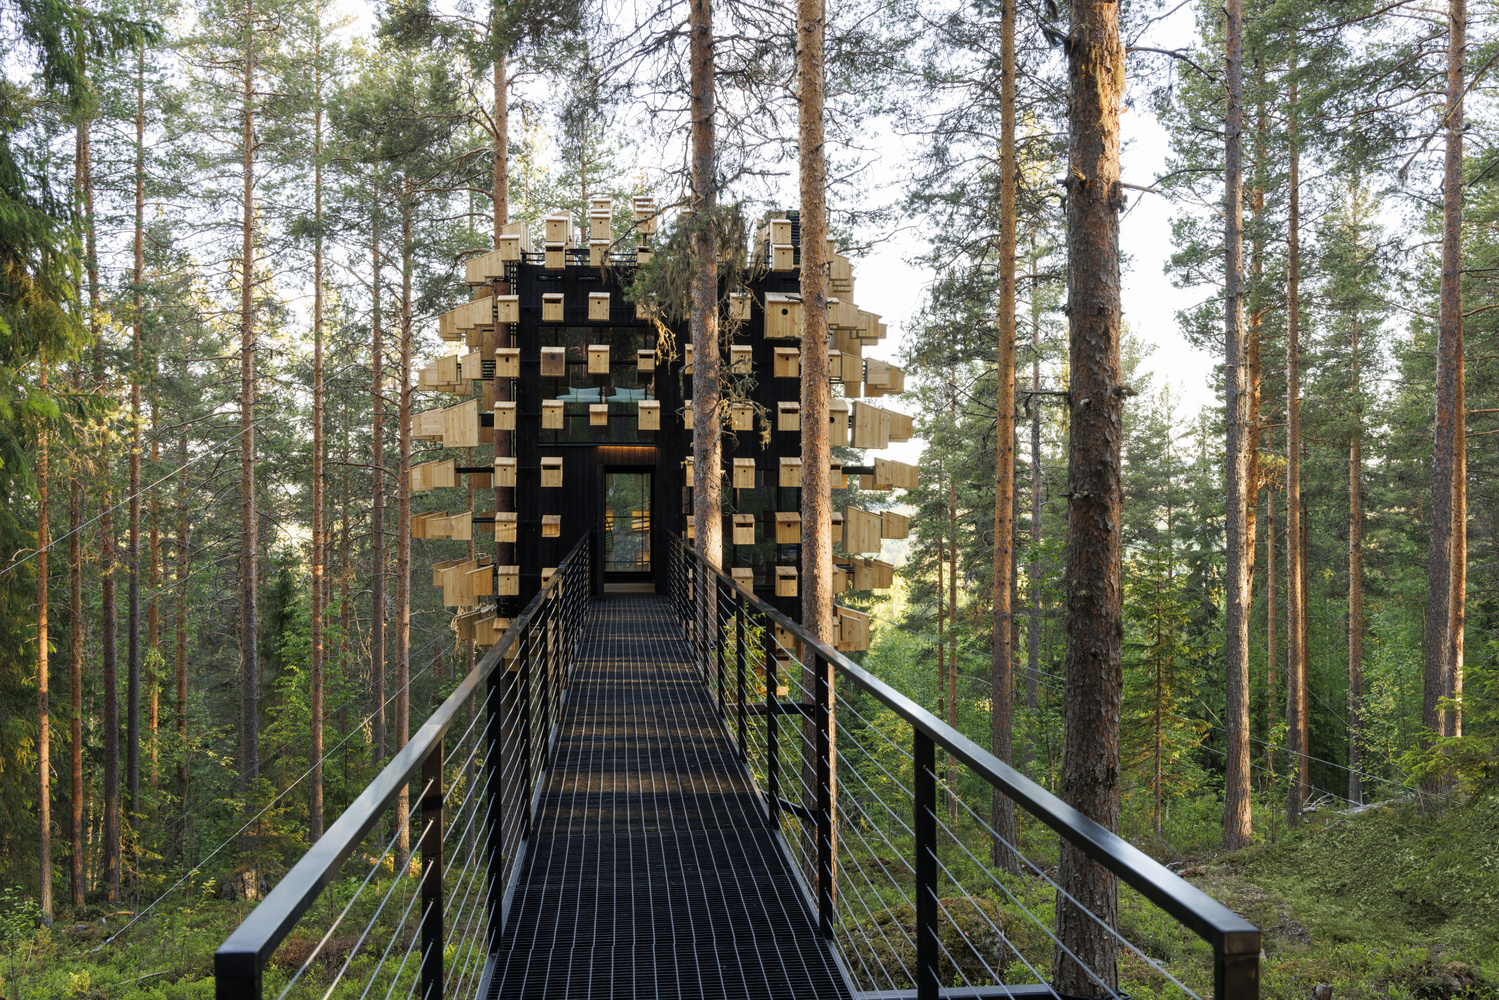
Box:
4;792;1497;1000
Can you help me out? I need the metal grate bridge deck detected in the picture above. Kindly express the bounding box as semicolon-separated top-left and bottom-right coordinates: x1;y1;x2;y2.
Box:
485;594;850;999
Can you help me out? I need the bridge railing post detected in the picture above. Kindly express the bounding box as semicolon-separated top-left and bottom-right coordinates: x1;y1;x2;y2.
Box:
715;577;726;712
913;730;938;1000
519;622;533;839
484;671;504;950
764;617;779;828
814;651;834;939
420;738;445;1000
735;591;747;762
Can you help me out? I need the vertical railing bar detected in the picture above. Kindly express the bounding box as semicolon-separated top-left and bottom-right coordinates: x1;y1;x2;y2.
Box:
735;589;747;763
420;738;445;999
716;577;726;713
814;651;834;939
914;730;938;1000
764;612;780;828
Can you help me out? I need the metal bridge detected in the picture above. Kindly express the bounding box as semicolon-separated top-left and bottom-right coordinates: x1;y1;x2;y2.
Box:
213;535;1260;1000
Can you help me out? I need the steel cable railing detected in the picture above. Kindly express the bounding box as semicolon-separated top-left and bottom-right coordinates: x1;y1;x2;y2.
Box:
666;534;1260;1000
214;533;594;1000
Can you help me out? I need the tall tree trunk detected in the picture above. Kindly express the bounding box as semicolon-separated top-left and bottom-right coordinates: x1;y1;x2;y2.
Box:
395;186;414;855
990;0;1018;872
1253;76;1274;792
1430;0;1466;743
689;0;723;577
38;354;52;923
491;57;514;582
237;7;261;817
1222;0;1253;851
310;42;326;843
1285;52;1308;824
371;190;387;769
1026;248;1041;771
1265;485;1276;784
81;112;120;904
175;426;189;857
1053;0;1124;988
1348;314;1364;804
148;417;160;785
127;35;145;843
69;365;85;907
948;477;959;827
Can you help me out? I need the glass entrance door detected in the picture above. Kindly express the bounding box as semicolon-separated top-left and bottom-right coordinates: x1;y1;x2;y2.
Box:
603;471;651;574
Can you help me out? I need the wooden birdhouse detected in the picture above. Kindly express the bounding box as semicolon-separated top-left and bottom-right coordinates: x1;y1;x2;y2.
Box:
852;401;891;450
732;458;756;489
496;565;520;597
830;511;844;543
773;347;800;379
636;296;657;320
466;565;492;598
544;214;572;245
497;233;524;262
638;399;661;431
540;346;566;377
590;195;613;213
881;510;910;539
777;401;800;432
442;399;480;448
836;607;871;651
772;244;795;271
589;211;611;240
493;295;520;324
542;293;565;323
889;411;915;441
494;511;517;543
844;507;883;554
544;246;565;270
732;514;755;545
770;218;792;244
775;512;801;544
828;297;859;330
541;399;564;429
493;401;516;431
729;292;750;321
829;399;850;447
494;348;520;379
685;515;695;540
828;350;844;381
492;457;517;488
683;343;693;374
590;403;609;426
779;456;802;488
588;293;610;321
633;199;657;233
731;567;753;593
830;463;847;489
730;344;753;374
683;403;694;427
730;403;754;431
540;457;563;488
874;457;919;489
637;349;655;372
764;293;802;339
542;514;561;538
865;359;892;389
589;240;608;268
587;343;610;373
775;566;798;598
413;410;444;441
636;245;653;265
833;565;850;593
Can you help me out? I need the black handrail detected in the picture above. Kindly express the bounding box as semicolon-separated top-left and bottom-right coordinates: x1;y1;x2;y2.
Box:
667;534;1259;1000
213;533;592;999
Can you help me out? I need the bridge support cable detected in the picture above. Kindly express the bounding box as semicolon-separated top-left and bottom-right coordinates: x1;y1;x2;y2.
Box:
666;534;1261;1000
213;534;594;1000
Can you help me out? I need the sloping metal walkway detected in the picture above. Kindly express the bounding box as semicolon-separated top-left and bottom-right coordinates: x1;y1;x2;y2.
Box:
486;594;849;1000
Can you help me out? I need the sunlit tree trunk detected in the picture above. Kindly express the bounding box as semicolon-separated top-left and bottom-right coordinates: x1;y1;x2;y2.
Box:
371;183;387;770
1052;0;1124;988
310;37;327;841
1348;313;1364;804
70;365;85;906
689;0;722;578
1285;49;1308;824
38;354;52;923
395;185;415;855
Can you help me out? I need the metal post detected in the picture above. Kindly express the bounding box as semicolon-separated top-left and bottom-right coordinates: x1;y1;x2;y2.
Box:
483;674;505;948
715;578;726;711
914;731;938;1000
519;626;533;838
1217;936;1261;1000
814;652;834;938
421;739;445;999
735;592;747;761
765;619;779;827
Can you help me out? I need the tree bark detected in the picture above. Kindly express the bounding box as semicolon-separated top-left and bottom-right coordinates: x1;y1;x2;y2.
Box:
1285;52;1308;824
238;4;261;817
1222;0;1253;851
1435;0;1466;742
371;185;387;770
1053;0;1124;989
689;0;723;577
81;112;120;903
491;56;513;587
1348;314;1364;804
310;41;326;841
990;0;1018;873
69;364;85;906
38;354;51;922
1265;485;1276;784
175;425;189;857
127;34;145;840
1026;248;1041;772
395;186;415;855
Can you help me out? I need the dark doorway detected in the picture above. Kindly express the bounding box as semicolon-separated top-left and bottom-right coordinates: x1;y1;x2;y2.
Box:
603;469;653;590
